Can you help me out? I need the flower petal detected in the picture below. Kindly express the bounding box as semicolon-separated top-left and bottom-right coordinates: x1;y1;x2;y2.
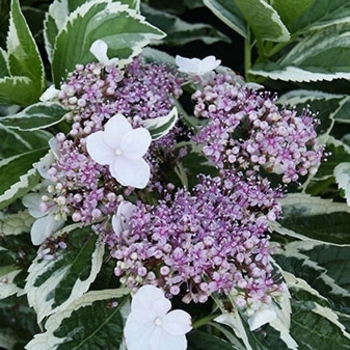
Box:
110;157;150;189
131;285;166;312
149;327;188;350
124;316;154;350
23;193;47;218
248;304;277;331
112;201;136;236
89;39;119;67
31;215;64;245
120;128;152;159
39;84;59;102
103;113;132;149
86;131;114;165
175;55;200;74
162;310;192;336
198;55;221;75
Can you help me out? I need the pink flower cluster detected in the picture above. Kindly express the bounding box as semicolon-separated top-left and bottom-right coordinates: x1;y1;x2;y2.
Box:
109;170;284;304
192;73;323;183
30;55;324;309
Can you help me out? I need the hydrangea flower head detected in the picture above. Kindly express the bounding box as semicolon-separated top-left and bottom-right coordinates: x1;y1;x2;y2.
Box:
124;285;192;350
86;113;152;189
175;55;221;76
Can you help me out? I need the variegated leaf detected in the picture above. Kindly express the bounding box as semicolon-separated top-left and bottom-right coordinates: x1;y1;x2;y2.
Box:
0;211;34;236
25;225;105;323
7;0;45;101
0;150;46;210
51;0;165;85
25;289;129;349
0;48;8;78
234;0;290;43
141;3;230;46
203;0;247;38
251;23;350;82
0;102;70;131
271;0;316;26
290;0;350;34
275;241;350;312
335;162;350;206
142;106;178;140
0;76;36;107
273;193;350;245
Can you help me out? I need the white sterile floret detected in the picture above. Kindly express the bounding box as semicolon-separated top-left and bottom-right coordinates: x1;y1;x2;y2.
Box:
247;303;277;331
112;201;136;236
22;193;64;245
90;39;119;67
39;84;60;102
86;113;152;189
124;285;192;350
175;55;221;76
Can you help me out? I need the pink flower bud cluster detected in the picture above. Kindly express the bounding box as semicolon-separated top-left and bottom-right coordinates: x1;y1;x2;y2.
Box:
192;73;323;183
109;170;284;304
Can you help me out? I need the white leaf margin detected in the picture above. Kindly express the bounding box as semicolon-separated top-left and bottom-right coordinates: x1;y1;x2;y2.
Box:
276;240;350;298
25;225;105;323
25;288;130;350
0;166;39;211
141;106;178;140
334;162;350;206
55;0;166;68
250;65;350;83
271;193;350;245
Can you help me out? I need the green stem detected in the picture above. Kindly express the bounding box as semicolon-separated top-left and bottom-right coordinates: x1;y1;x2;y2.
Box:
192;313;221;329
244;25;252;81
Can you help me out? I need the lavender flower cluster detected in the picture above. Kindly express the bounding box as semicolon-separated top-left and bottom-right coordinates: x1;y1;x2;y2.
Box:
192;73;323;183
109;170;283;304
40;58;183;226
30;55;324;310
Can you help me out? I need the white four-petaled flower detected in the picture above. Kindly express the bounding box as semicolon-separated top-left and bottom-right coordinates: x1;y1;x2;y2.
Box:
86;113;151;189
124;285;192;350
175;55;221;76
90;39;119;67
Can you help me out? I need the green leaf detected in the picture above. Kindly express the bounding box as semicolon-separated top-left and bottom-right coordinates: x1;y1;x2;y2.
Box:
0;76;38;107
290;300;350;348
234;0;290;42
51;0;165;86
203;0;247;38
313;137;350;181
280;24;350;71
25;225;105;323
0;210;34;236
271;0;316;26
0;48;8;78
141;3;230;46
275;242;350;315
334;162;350;206
290;0;350;34
7;0;45;100
188;329;238;350
0;123;51;159
250;63;350;83
334;97;350;123
0;149;47;210
251;24;350;82
0;102;70;131
273;193;350;245
0;294;40;349
142;106;178;140
25;289;129;349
